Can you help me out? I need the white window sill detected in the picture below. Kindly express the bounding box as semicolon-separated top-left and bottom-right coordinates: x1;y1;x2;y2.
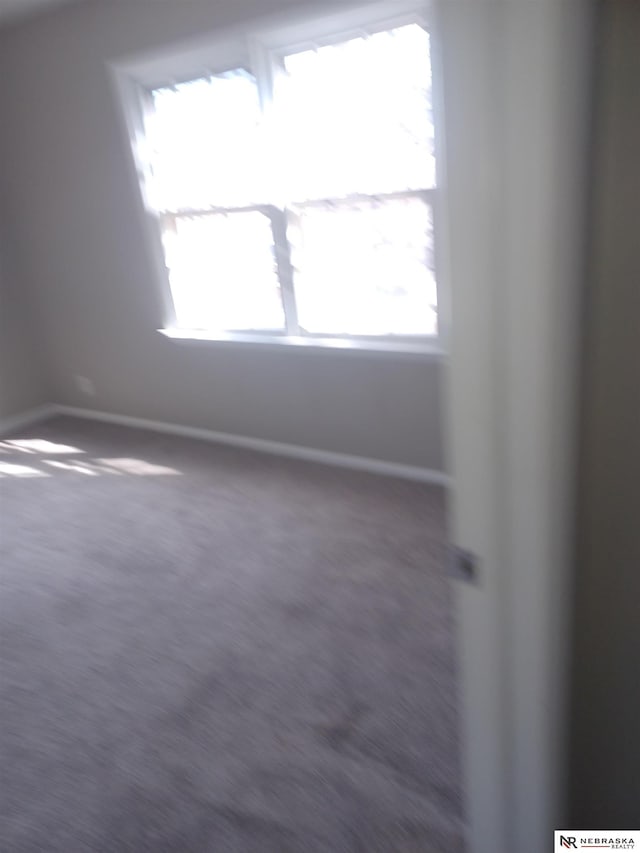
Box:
158;328;445;359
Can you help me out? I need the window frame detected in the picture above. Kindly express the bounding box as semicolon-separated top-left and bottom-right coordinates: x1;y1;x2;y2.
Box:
110;0;444;357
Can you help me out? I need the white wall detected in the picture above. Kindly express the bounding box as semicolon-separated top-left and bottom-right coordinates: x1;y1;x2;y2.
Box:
0;225;47;422
0;0;444;469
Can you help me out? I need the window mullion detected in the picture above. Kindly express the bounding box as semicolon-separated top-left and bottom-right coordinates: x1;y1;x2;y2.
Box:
268;206;299;335
251;37;300;336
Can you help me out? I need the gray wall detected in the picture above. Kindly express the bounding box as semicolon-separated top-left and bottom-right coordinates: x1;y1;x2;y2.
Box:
0;0;444;469
570;0;640;825
0;234;47;422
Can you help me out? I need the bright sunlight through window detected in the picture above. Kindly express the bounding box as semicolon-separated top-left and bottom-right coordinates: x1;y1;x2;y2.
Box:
142;21;437;341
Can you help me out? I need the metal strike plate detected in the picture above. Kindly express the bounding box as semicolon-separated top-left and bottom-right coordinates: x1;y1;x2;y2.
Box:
448;545;480;584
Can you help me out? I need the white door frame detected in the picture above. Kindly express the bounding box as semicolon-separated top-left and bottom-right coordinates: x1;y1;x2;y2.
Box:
435;2;594;851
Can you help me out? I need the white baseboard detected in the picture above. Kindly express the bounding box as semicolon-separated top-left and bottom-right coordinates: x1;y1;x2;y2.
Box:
0;403;58;437
49;404;450;486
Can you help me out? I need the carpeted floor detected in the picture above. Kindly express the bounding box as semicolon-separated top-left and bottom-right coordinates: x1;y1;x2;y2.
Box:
0;416;463;852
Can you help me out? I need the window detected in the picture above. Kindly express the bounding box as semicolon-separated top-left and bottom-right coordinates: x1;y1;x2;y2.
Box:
129;7;438;349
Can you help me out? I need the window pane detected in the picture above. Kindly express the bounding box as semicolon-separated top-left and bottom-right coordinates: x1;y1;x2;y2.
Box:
290;196;437;336
146;70;266;211
277;24;435;201
162;211;285;331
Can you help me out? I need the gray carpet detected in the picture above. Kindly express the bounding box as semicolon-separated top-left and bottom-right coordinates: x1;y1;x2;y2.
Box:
0;416;463;852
